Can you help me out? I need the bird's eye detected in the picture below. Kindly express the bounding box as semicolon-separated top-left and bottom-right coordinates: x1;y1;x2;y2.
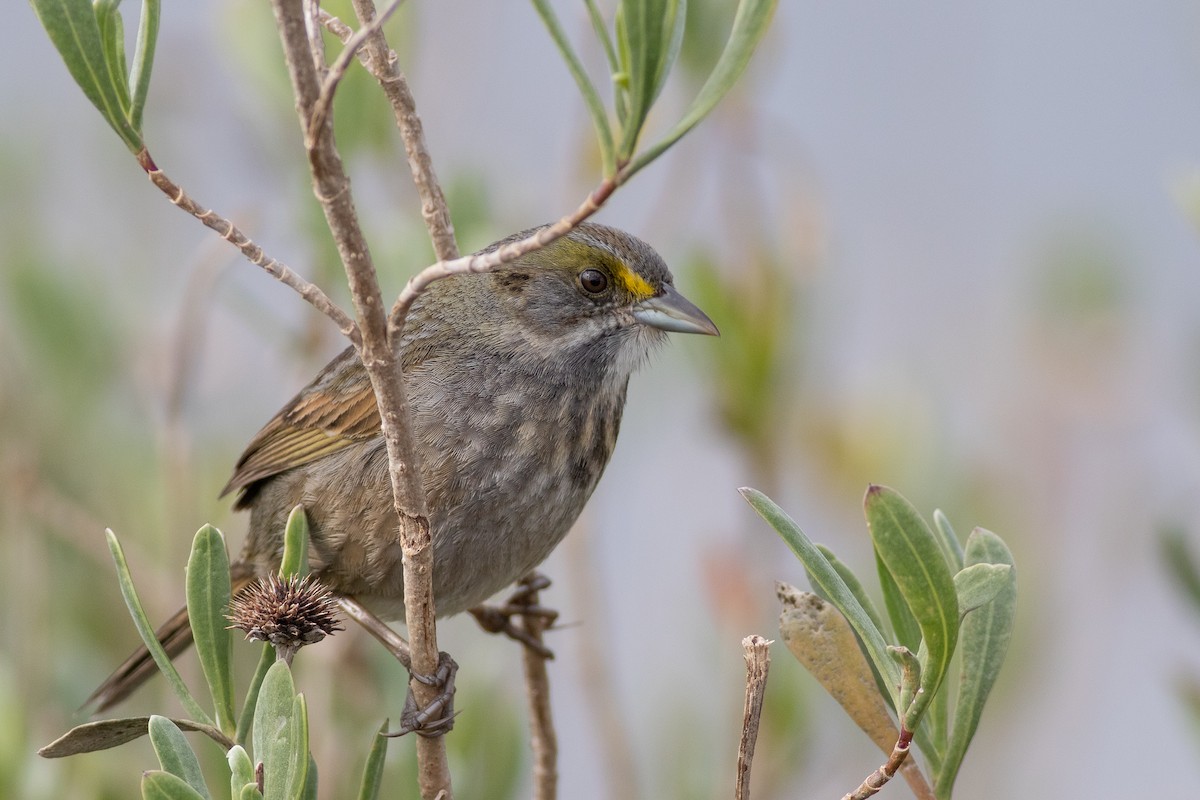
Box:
578;268;609;294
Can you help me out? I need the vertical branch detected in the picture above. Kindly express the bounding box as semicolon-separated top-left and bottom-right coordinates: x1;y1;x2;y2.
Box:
266;1;450;798
519;577;558;800
735;635;772;800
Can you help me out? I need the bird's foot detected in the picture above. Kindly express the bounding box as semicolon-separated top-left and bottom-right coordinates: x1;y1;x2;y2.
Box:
468;572;558;660
387;651;458;738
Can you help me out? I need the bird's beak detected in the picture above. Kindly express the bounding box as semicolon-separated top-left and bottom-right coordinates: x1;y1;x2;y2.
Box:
633;284;720;336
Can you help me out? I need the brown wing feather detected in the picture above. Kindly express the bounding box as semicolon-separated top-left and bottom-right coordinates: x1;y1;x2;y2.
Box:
220;347;382;501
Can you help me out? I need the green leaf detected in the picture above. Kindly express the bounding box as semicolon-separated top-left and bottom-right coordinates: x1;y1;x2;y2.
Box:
624;0;777;178
741;487;900;705
29;0;143;151
128;0;159;129
148;716;211;800
279;505;310;579
301;754;318;800
105;530;214;726
615;0;687;159
815;544;888;644
530;0;615;175
186;525;236;735
953;563;1012;616
38;717;232;758
877;548;922;653
584;0;620;75
228;745;255;800
94;0;131;112
253;661;308;800
937;528;1016;800
141;770;208;800
237;645;277;746
864;486;959;728
933;510;965;571
240;785;265;800
356;720;391;800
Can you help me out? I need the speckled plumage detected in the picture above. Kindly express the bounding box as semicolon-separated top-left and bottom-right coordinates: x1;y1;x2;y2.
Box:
88;222;717;711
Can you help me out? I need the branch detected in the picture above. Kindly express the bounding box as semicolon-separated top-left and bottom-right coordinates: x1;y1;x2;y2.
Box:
133;149;359;345
267;1;449;797
843;728;914;800
734;635;772;800
517;575;558;800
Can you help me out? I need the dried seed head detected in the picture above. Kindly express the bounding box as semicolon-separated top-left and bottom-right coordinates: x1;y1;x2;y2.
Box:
227;574;343;651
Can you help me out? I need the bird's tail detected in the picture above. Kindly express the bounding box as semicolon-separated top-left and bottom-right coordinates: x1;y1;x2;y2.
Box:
86;562;256;713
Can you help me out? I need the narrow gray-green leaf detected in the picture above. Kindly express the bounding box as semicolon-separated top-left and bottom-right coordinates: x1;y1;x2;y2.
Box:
279;505;310;578
237;644;276;746
954;563;1012;616
812;545;894;709
741;487;900;704
29;0;142;151
815;544;888;642
933;509;965;571
937;528;1016;799
584;0;620;75
301;754;318;800
149;716;211;800
141;770;208;800
240;785;265;800
254;661;307;800
105;530;214;725
282;695;311;800
865;486;959;727
128;0;160;130
625;0;777;177
38;716;232;758
228;745;255;800
877;548;922;653
530;0;615;175
356;720;391;800
94;0;131;111
187;524;235;735
616;0;684;158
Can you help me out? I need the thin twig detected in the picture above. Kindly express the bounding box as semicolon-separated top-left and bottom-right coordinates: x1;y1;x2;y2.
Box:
267;2;449;798
134;149;359;345
309;0;407;141
735;635;772;800
843;728;915;800
517;575;558;800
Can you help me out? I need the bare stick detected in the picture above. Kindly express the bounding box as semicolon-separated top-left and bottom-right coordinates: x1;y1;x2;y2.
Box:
843;729;915;800
309;0;407;142
268;1;449;797
134;149;359;344
735;635;772;800
517;575;558;800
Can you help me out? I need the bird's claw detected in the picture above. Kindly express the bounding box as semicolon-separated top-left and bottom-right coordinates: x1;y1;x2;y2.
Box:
386;651;458;738
468;572;558;660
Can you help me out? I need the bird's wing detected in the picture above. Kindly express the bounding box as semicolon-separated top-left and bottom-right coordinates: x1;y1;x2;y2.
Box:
220;346;381;499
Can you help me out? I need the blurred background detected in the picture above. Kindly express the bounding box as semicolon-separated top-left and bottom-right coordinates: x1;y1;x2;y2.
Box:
5;0;1200;797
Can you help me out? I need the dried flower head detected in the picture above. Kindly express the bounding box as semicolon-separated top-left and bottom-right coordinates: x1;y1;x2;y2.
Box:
227;574;343;655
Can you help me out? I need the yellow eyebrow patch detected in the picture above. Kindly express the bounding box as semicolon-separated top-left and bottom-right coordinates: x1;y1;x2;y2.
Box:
611;261;656;300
